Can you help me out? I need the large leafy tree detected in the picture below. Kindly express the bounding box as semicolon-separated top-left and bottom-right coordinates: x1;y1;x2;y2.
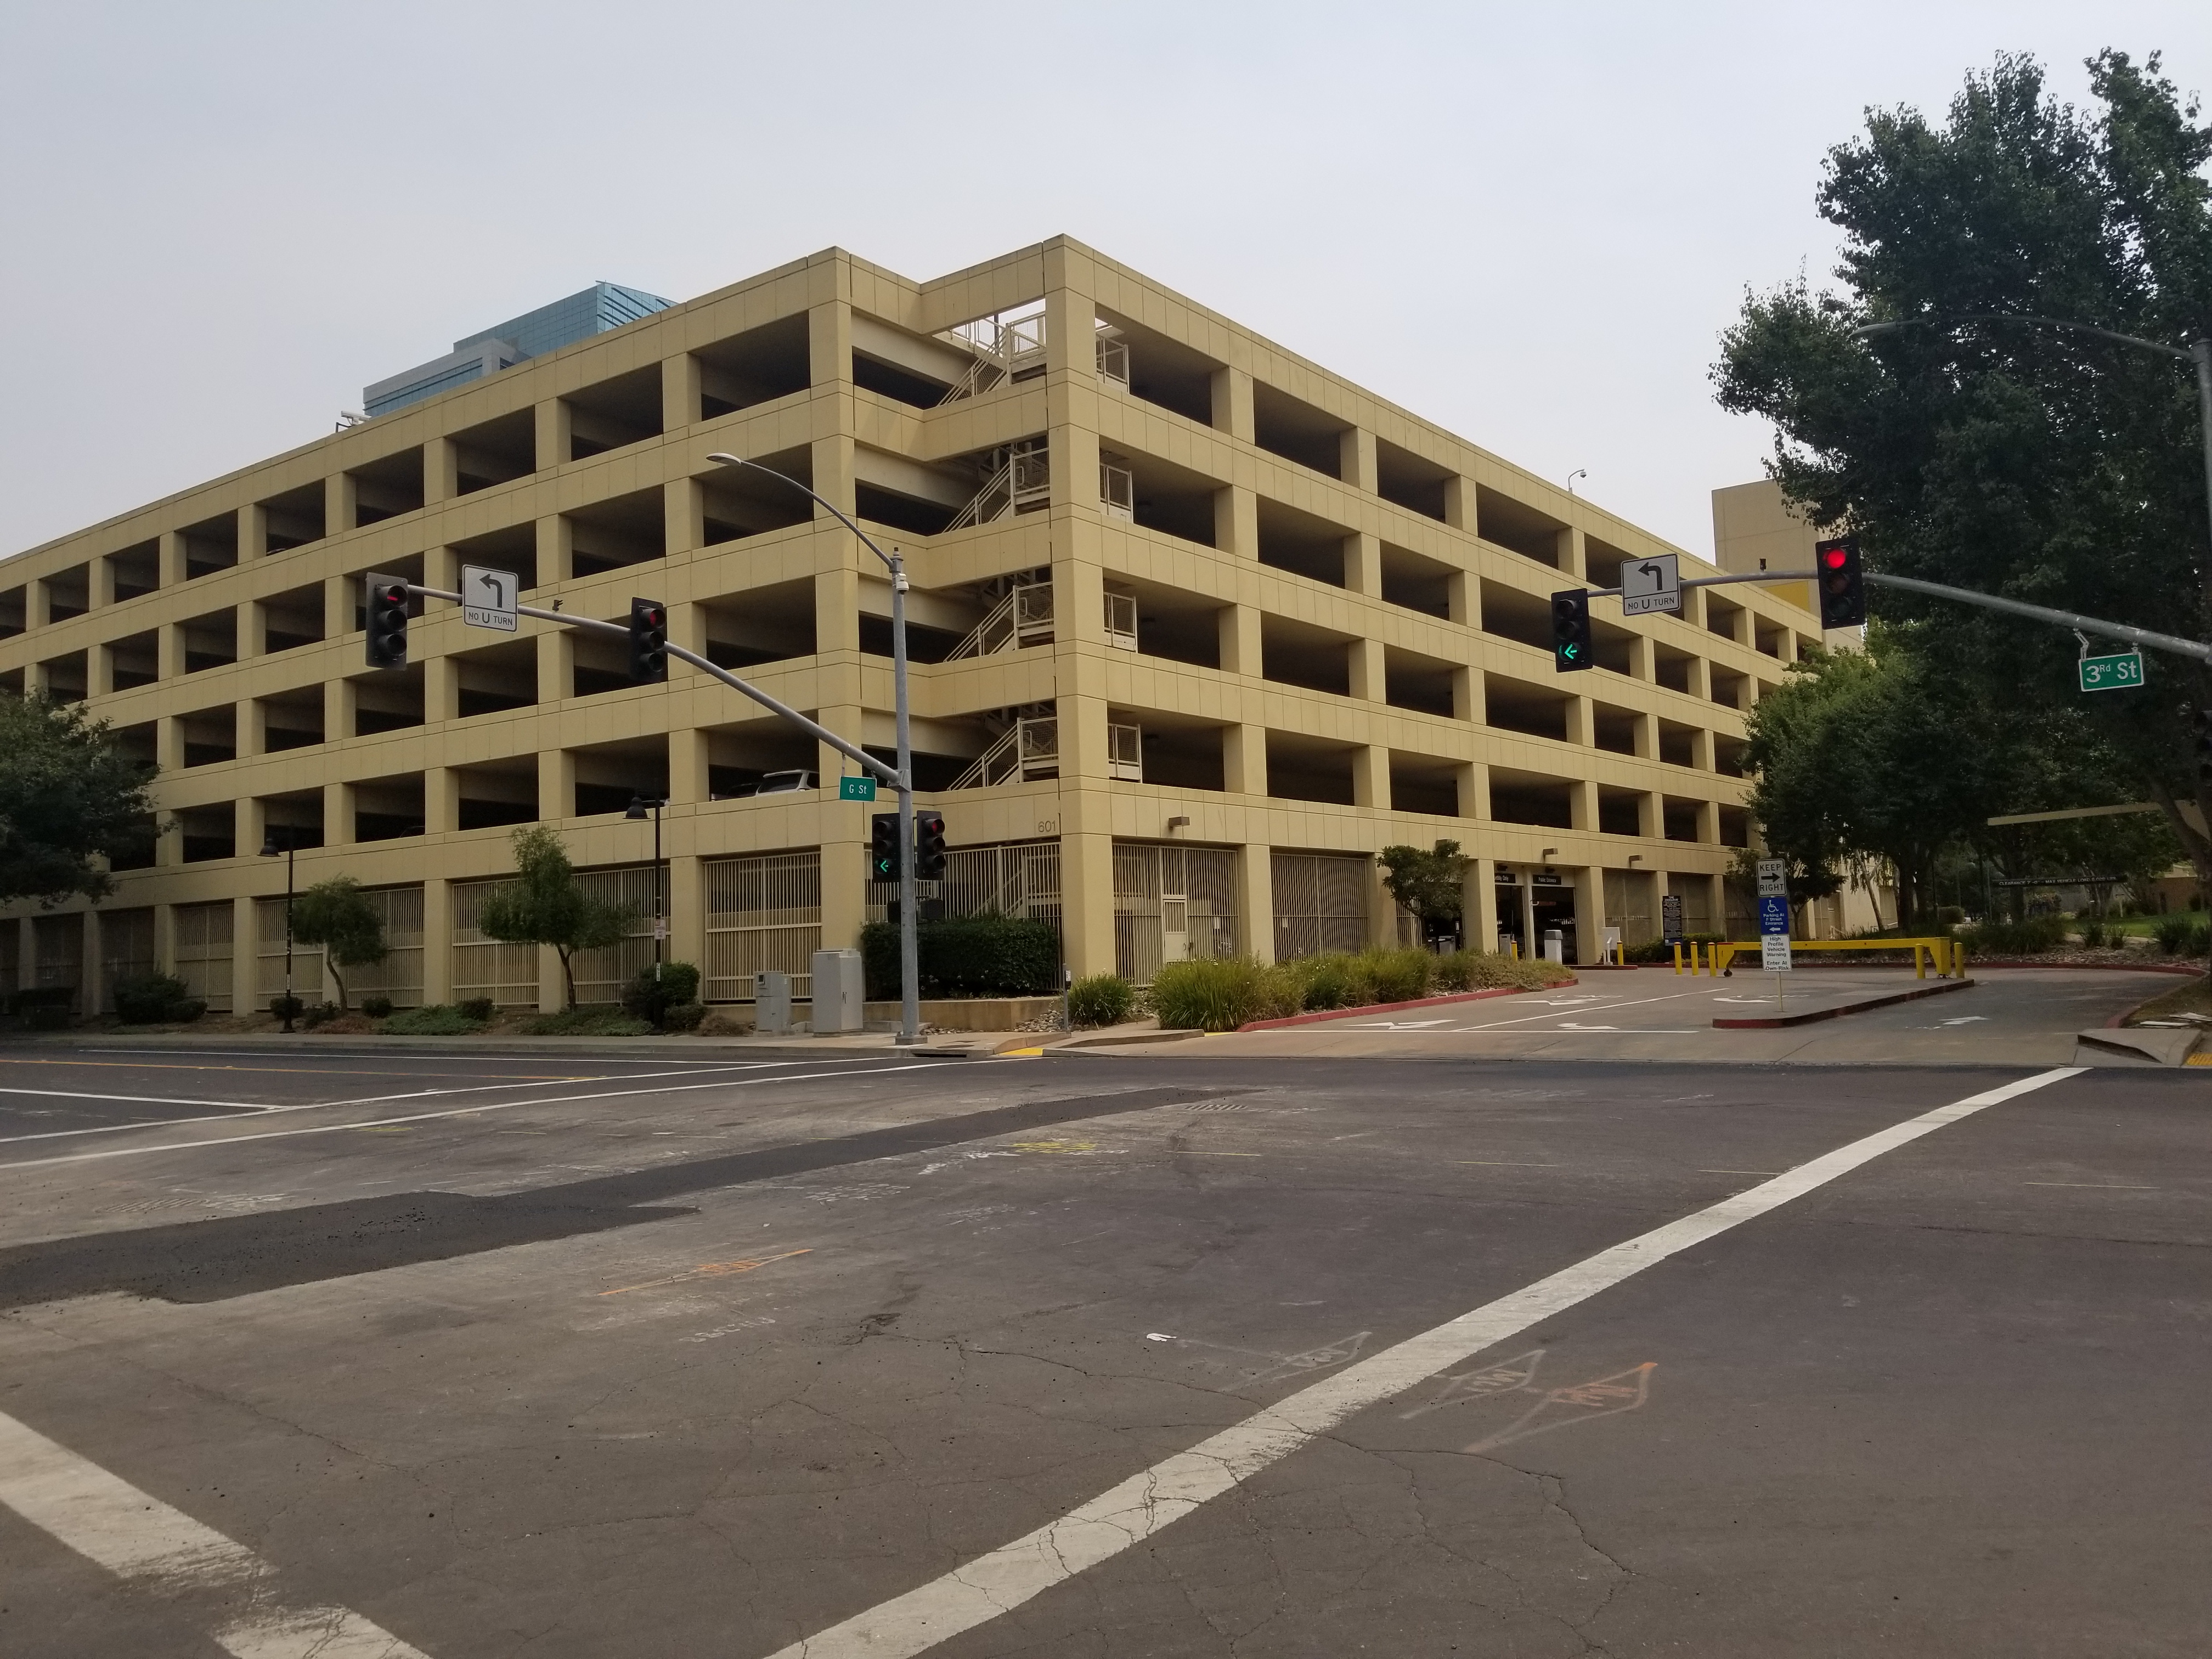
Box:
478;825;635;1006
1714;50;2212;875
0;694;157;906
1378;840;1470;939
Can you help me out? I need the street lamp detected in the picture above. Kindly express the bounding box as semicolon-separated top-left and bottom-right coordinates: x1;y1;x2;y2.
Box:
257;826;297;1033
625;793;666;976
706;452;921;1047
1850;314;2212;601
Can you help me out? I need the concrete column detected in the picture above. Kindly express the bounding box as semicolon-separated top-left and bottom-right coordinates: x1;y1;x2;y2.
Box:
1059;830;1117;978
424;439;457;505
1223;724;1267;797
238;698;264;758
1627;634;1655;681
1453;667;1481;723
663;353;701;431
421;878;453;1005
809;300;853;388
1218;604;1262;676
1344;532;1381;595
1443;476;1473;534
1467;856;1498;955
1368;854;1400;951
1570;779;1599;833
1639;792;1663;839
236;600;261;660
325;473;357;537
819;838;866;957
88;645;114;698
156;622;184;682
1696;798;1722;845
539;749;575;822
668;853;703;974
1690;727;1716;771
1211;368;1254;441
1341;429;1378;494
324;782;352;845
1521;876;1538;951
1348;637;1386;703
1215;486;1257;560
325;574;354;641
1566;695;1594;748
538;630;573;704
233;895;259;1017
1558;527;1587;580
425;655;459;723
1352;744;1389;810
90;556;116;610
1572;868;1605;966
425;767;459;834
534;400;571;471
668;727;710;804
159;531;189;588
1455;760;1488;821
156;715;184;772
1448;571;1474;627
154;811;182;868
80;910;104;1017
325;677;356;743
1237;842;1274;963
424;543;458;591
1687;654;1712;701
665;477;704;559
1633;710;1658;759
540;945;566;1013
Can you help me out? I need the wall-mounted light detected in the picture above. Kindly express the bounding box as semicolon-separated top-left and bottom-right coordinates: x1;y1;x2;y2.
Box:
1166;815;1190;832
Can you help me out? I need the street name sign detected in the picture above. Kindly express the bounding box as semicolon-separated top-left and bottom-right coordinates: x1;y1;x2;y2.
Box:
460;566;519;633
838;775;878;802
1620;554;1681;618
2078;649;2145;692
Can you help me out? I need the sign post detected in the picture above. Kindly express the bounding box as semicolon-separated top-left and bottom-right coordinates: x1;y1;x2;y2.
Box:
1756;856;1792;1011
459;566;519;633
1619;554;1681;618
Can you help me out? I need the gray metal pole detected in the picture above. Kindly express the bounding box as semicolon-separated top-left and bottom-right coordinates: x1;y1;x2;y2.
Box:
890;553;920;1047
2193;340;2212;633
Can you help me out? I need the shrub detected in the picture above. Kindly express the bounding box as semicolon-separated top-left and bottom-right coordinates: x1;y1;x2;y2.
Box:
659;1000;709;1033
381;1003;486;1035
1959;915;2068;957
269;995;304;1023
860;913;1060;1000
516;1007;653;1036
1067;972;1136;1028
363;995;394;1018
459;997;496;1023
300;1001;342;1029
1436;951;1575;991
621;961;703;1028
2154;916;2211;956
1152;957;1272;1031
9;986;74;1015
112;973;198;1024
1363;947;1434;1004
26;1004;71;1030
2080;919;2106;950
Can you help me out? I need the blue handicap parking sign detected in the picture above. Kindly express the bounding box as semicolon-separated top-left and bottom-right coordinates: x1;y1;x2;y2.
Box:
1758;895;1791;934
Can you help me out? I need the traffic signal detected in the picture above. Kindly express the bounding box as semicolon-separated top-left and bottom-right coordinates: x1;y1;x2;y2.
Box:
1551;590;1592;672
364;573;409;669
628;597;669;683
1816;537;1867;629
869;812;899;882
914;810;947;881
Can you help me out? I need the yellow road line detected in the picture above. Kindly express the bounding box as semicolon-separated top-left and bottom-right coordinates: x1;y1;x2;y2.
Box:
0;1058;579;1080
598;1248;812;1297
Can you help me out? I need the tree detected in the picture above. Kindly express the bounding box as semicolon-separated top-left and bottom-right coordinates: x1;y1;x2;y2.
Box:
288;877;387;1011
1378;840;1470;942
1713;51;2212;877
477;825;635;1006
0;694;157;907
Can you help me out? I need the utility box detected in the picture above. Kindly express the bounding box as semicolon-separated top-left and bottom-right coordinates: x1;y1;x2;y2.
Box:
753;971;792;1034
809;949;866;1034
1542;929;1565;964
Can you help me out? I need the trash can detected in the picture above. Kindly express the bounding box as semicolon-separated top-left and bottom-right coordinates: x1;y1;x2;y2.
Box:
809;948;865;1034
753;970;792;1034
1542;929;1565;964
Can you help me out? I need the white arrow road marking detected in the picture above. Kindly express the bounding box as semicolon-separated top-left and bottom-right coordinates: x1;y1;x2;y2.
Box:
1937;1016;1989;1026
758;1068;2086;1659
0;1412;430;1657
1555;1024;1696;1032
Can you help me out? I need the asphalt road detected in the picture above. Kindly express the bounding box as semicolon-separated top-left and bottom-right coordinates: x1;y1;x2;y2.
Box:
0;1037;2207;1657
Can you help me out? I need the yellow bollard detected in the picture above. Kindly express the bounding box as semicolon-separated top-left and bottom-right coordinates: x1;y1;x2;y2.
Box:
1672;943;1683;975
1914;943;1926;979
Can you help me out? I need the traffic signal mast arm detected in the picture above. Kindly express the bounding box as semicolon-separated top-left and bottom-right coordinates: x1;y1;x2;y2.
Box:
1579;569;2212;665
396;583;907;786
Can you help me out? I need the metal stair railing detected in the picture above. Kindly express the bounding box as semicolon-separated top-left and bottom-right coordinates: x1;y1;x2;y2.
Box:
949;715;1060;790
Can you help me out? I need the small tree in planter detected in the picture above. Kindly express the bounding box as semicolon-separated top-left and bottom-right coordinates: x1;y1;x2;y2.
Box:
289;877;387;1012
1378;840;1470;947
477;825;636;1008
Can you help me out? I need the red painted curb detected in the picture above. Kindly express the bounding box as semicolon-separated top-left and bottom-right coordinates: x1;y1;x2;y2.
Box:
1713;977;1975;1029
1234;981;1562;1032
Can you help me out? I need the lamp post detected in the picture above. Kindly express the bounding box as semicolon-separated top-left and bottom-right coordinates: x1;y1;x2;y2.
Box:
1850;314;2212;614
706;452;921;1047
625;793;666;977
257;827;296;1032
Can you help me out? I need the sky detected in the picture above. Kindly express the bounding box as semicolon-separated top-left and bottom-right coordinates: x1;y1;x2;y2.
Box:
1;1;2205;562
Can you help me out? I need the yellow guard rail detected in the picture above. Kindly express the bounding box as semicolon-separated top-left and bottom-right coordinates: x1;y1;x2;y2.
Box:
1675;938;1965;979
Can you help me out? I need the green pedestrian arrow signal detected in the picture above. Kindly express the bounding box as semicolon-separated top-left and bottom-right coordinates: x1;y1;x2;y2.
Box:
2078;650;2145;692
838;775;878;801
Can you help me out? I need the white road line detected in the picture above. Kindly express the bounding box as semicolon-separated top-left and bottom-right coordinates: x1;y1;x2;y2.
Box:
762;1066;2085;1659
0;1087;281;1111
0;1063;936;1171
0;1408;429;1658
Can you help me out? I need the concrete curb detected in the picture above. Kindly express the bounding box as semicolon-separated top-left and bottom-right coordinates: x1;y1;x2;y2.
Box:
1051;1027;1207;1050
1235;982;1560;1033
1971;960;2203;974
1712;977;1975;1029
2074;1026;2202;1066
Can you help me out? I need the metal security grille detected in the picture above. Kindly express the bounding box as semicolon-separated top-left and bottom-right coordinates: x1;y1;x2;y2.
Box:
1271;851;1370;961
451;879;543;1007
569;866;661;1006
32;915;82;1011
1603;869;1657;947
705;850;821;1003
172;900;234;1012
1113;843;1238;983
98;908;155;1012
867;839;1063;940
256;898;325;1007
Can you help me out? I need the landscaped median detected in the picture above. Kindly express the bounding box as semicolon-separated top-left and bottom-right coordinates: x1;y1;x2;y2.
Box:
1147;949;1576;1034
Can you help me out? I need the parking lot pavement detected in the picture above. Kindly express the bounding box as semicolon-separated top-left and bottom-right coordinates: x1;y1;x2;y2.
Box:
0;1047;2207;1657
1153;966;2183;1065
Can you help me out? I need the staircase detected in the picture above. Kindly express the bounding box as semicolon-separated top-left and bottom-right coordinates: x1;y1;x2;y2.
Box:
947;582;1054;659
951;715;1060;789
943;439;1050;532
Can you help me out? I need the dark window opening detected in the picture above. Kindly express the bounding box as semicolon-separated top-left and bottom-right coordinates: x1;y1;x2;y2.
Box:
1475;486;1565;566
452;409;538;493
450;523;539;592
258;483;327;554
106;542;161;602
1375;439;1452;521
348;449;425;526
858;612;962;662
1255;499;1350;587
566;363;663;459
1251;383;1348;477
853;352;950;409
855;482;956;537
695;315;812;419
180;515;239;579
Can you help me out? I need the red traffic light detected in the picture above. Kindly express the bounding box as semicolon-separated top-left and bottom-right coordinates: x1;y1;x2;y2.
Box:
1822;548;1849;570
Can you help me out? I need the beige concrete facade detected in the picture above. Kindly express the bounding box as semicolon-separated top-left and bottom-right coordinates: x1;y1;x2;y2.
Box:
0;239;1826;1014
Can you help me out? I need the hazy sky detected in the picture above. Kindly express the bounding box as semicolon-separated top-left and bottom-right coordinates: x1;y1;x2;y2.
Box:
2;2;2204;561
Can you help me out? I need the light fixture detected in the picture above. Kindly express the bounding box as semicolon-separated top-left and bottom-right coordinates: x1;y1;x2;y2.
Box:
1628;854;1643;865
625;794;650;821
258;832;280;857
1166;815;1189;832
1542;847;1558;859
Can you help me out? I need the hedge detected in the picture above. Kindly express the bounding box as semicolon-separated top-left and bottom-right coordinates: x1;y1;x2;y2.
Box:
860;913;1060;1000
